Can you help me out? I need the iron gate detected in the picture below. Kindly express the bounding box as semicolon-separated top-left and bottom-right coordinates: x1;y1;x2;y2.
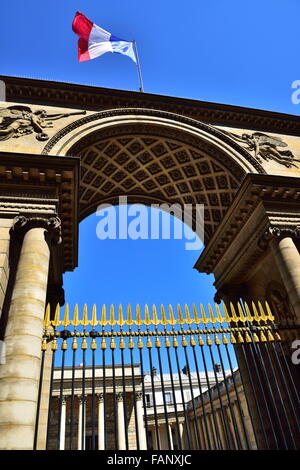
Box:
34;301;300;450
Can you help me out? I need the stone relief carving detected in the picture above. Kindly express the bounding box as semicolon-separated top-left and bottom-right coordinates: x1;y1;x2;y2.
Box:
222;130;299;168
0;105;86;141
266;282;297;324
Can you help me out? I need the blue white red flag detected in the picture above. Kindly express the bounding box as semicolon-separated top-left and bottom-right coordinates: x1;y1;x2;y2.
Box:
72;11;136;63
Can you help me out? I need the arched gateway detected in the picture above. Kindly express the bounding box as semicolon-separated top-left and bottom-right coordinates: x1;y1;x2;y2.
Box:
0;76;299;450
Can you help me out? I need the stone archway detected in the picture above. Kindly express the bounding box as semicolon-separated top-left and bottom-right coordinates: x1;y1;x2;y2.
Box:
42;108;262;243
0;76;300;449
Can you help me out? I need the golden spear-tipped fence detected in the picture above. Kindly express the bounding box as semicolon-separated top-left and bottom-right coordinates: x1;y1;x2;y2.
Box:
42;300;281;345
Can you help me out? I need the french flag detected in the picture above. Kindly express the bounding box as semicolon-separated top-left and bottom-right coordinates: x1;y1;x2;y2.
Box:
72;11;136;63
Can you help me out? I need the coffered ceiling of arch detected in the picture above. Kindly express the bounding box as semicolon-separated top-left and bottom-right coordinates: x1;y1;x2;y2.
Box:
69;125;244;243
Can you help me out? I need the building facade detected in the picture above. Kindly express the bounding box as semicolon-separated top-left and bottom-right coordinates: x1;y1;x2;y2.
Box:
0;76;299;449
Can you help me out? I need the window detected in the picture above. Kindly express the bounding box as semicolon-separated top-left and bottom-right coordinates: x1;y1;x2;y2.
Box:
165;392;173;404
145;393;152;407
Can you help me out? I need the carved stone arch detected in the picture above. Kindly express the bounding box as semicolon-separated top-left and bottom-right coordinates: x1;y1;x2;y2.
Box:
42;108;264;243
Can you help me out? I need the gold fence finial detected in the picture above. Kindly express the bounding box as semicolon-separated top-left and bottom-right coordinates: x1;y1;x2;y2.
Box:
52;303;61;328
168;305;176;327
264;301;275;322
144;305;151;326
208;303;216;324
72;304;80;328
82;304;89;327
62;304;70;328
243;301;253;322
184;304;192;325
258;301;268;322
136;304;142;327
160;305;168;327
127;304;134;326
44;304;51;328
177;304;184;325
229;302;239;323
118;304;125;327
237;302;246;323
91;304;98;327
110;305;116;326
100;305;107;327
222;303;231;323
192;304;201;325
152;304;159;326
252;301;261;323
200;304;208;324
215;303;224;323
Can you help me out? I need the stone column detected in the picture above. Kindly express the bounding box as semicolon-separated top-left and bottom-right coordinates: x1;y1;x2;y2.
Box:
270;235;300;322
207;413;217;449
168;424;174;450
98;393;105;450
0;216;61;450
117;392;126;450
78;396;86;450
179;421;185;450
36;327;54;450
59;397;67;450
135;391;147;450
154;425;160;450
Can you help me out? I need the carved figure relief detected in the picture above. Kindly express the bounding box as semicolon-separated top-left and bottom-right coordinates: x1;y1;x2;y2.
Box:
266;282;296;324
222;130;299;168
0;105;86;141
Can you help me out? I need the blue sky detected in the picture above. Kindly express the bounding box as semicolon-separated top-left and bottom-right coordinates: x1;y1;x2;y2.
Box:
2;1;300;113
2;1;299;315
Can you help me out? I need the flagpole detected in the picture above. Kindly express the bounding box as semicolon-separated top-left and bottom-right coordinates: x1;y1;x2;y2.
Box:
133;40;144;93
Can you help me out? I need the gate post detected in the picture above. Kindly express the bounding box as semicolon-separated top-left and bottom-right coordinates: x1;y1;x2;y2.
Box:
0;216;61;450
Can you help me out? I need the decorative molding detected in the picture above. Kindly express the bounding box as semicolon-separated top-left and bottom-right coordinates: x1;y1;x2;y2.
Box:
3;75;300;136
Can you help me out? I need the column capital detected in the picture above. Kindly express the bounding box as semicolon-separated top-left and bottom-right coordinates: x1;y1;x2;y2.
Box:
135;391;143;401
77;395;86;403
116;392;123;402
10;215;62;245
97;393;104;403
258;224;300;250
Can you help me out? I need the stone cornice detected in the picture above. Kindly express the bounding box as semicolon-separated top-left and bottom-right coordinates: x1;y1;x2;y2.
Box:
0;151;79;271
195;173;300;274
2;75;300;136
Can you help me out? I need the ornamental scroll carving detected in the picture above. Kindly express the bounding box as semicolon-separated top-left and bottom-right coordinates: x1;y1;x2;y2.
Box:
11;215;62;245
221;130;299;168
258;225;300;250
0;105;86;141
